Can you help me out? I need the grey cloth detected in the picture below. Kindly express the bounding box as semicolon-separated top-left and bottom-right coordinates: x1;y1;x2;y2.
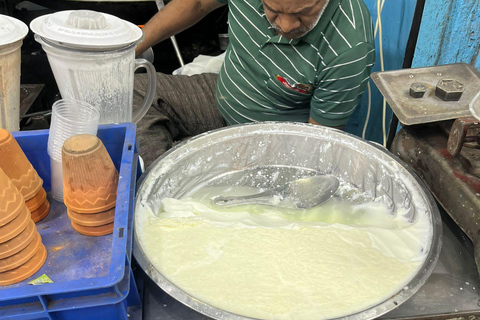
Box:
133;72;226;167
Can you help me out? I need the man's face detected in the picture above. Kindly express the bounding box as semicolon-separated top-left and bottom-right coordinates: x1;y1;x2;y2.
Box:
262;0;329;39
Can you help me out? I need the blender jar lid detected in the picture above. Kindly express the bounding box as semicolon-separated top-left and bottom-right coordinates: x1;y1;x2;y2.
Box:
30;10;143;50
0;15;28;46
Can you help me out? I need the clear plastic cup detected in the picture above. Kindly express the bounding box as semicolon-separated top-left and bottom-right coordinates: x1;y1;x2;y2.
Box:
50;157;64;201
48;99;100;202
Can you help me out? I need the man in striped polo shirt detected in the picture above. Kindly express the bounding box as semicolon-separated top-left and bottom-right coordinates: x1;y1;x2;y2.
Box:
135;0;374;164
214;0;374;127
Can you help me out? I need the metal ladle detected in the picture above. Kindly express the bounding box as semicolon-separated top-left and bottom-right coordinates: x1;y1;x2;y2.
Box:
213;175;340;209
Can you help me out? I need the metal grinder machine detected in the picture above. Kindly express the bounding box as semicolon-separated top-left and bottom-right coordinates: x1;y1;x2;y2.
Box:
373;63;480;278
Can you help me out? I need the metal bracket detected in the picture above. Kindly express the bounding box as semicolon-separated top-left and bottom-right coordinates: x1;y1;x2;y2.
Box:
447;117;480;156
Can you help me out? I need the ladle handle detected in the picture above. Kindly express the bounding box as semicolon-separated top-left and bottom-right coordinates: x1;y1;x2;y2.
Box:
214;190;277;207
132;58;157;123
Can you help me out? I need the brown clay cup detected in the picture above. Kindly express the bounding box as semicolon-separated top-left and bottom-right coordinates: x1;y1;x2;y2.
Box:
71;221;113;237
0;206;30;244
25;188;47;212
26;188;50;223
0;232;41;273
0;220;36;259
30;200;50;223
62;134;118;214
67;207;115;227
0;167;25;227
0;244;47;286
0;129;43;201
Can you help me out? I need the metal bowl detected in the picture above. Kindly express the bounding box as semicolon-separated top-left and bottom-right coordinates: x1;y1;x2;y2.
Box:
133;122;442;320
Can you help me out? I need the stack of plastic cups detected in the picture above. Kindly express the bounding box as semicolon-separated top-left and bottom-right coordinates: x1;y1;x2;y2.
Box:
47;99;100;202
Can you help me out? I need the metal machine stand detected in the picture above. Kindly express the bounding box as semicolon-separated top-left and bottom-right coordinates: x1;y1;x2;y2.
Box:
371;63;480;318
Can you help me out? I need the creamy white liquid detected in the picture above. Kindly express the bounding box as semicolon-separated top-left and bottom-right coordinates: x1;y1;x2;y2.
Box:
139;186;431;320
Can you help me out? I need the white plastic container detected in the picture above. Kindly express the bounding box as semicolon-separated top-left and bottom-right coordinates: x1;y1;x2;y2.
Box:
0;15;28;132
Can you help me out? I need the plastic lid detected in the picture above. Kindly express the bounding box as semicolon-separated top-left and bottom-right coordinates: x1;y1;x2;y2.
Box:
30;10;142;50
0;15;28;46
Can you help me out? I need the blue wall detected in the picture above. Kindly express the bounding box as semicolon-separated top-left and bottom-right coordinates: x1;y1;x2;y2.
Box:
412;0;479;70
345;0;480;144
345;0;417;143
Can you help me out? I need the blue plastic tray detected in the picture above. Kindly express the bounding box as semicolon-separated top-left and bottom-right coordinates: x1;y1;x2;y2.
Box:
0;123;141;320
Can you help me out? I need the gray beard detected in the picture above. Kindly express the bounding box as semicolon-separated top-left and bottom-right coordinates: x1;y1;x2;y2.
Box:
269;0;330;39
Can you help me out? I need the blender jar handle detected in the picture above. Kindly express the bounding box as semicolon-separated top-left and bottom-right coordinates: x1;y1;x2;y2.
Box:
132;58;157;123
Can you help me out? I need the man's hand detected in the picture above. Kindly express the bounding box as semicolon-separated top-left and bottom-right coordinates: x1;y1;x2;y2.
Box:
308;117;345;130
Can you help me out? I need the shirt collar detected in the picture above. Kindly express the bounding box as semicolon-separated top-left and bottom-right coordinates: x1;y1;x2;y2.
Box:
266;33;301;45
301;0;341;44
260;0;341;45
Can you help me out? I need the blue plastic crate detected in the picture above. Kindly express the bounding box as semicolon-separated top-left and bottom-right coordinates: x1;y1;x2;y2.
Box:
0;123;141;320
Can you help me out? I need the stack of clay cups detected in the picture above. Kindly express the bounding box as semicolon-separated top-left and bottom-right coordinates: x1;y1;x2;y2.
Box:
0;167;47;286
62;134;118;236
0;129;50;222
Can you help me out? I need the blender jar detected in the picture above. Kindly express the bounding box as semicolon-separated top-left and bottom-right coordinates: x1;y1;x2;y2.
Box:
30;10;156;124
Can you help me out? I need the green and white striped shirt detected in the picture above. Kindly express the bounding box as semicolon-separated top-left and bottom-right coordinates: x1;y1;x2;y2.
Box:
215;0;375;126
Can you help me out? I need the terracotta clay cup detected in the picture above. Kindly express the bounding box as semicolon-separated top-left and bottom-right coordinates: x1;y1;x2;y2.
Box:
25;188;50;223
25;188;46;212
0;207;30;244
0;232;41;273
0;167;25;227
0;129;43;201
0;168;47;286
30;200;50;223
62;134;118;214
0;244;47;286
70;221;114;237
0;220;36;259
67;207;115;227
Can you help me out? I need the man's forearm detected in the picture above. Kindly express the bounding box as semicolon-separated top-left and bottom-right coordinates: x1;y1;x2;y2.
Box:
136;0;225;56
308;117;345;130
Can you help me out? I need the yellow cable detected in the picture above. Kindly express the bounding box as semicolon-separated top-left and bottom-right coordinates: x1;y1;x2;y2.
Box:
362;81;372;139
374;0;386;38
363;0;386;142
377;0;386;147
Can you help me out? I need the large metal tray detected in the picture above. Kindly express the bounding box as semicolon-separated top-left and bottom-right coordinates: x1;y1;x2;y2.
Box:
133;122;442;320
